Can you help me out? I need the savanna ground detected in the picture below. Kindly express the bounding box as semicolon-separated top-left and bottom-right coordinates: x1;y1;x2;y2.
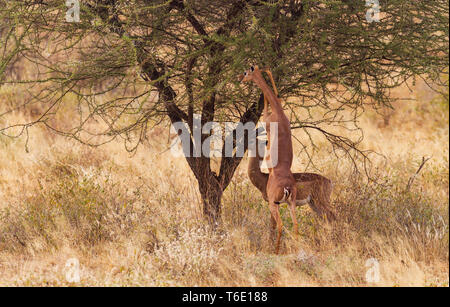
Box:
0;79;448;286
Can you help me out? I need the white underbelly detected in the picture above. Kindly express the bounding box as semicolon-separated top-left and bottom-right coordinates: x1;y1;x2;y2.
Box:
295;195;311;206
276;195;311;206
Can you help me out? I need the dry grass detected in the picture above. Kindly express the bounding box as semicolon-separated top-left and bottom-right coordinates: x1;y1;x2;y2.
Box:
0;80;448;286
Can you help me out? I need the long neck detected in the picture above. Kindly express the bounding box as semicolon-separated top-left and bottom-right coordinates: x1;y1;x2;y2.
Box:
248;149;268;195
253;73;283;114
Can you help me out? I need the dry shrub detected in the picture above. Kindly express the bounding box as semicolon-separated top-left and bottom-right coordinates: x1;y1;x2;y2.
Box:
0;164;147;253
331;171;449;262
153;225;228;280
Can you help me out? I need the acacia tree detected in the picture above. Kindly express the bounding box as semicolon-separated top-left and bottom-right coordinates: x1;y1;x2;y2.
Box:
0;0;448;222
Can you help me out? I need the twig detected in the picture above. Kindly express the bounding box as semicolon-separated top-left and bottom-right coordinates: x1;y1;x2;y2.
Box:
406;156;431;191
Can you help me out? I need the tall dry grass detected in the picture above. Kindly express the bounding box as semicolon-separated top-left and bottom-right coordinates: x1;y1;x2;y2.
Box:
0;80;448;286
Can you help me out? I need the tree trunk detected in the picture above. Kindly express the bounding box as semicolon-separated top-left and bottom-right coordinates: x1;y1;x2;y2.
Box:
198;174;223;224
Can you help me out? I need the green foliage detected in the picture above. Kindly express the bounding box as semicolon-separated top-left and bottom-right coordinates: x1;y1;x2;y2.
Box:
0;0;448;144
